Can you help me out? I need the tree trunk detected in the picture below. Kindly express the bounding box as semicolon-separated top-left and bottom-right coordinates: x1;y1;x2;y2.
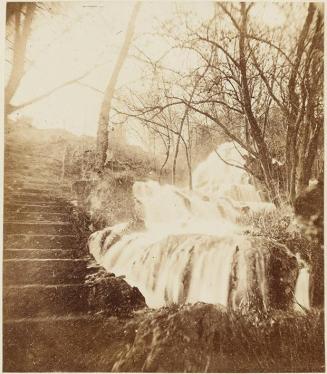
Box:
95;2;141;172
172;123;183;185
159;131;170;183
172;68;207;186
184;142;193;190
297;121;322;193
239;3;280;207
285;3;315;203
298;12;323;195
5;3;36;121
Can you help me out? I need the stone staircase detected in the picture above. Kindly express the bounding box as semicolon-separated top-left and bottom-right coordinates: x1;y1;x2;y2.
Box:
3;182;125;371
2;131;140;371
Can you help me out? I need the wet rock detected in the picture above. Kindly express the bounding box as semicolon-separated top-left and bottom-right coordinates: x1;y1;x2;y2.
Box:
72;180;95;202
294;178;324;307
228;237;299;312
86;267;146;317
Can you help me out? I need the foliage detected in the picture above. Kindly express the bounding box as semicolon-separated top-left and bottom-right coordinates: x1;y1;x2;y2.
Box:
105;141;153;178
67;203;92;256
86;172;141;231
63;145;97;180
239;207;313;263
111;303;324;372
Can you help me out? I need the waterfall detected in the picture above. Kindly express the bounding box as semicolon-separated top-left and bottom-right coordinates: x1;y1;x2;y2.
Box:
90;231;240;308
294;254;311;311
192;142;274;212
89;142;309;311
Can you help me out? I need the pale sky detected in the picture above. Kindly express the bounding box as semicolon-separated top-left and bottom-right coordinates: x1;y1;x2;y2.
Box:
5;1;291;142
6;2;212;138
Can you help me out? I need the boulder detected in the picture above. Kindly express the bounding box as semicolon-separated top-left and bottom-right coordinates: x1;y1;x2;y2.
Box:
228;238;299;312
86;266;146;317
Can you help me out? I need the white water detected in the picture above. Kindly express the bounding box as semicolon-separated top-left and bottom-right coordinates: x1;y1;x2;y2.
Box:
294;254;311;311
89;142;309;311
192;142;275;212
90;231;240;308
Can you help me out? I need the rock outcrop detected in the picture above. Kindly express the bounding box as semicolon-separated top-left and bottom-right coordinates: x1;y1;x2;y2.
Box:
228;238;299;312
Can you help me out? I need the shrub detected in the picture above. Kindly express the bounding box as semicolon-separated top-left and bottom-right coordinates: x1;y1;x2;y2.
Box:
239;207;313;263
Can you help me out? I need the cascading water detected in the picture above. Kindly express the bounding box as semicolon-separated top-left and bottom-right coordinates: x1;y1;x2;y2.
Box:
89;142;309;311
192;142;274;211
294;254;311;311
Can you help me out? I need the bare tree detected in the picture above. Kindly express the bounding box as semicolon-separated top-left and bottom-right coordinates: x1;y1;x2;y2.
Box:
164;2;323;204
112;2;323;205
286;4;323;198
245;2;323;201
95;2;141;172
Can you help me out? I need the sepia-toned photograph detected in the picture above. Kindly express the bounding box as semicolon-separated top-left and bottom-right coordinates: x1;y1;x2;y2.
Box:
2;1;324;372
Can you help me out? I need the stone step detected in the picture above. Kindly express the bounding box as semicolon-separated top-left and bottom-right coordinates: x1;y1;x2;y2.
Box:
4;155;62;164
4;176;63;187
4;158;61;166
4;148;62;158
14;186;71;194
4;284;90;320
5;160;62;168
3;315;125;372
4;189;71;201
5;180;69;190
5;149;63;161
4;203;67;214
4;221;74;235
4;211;70;223
4;258;88;285
4;193;63;203
4;234;79;249
5;171;62;181
4;248;80;259
4;160;62;170
5;197;65;206
5;179;71;191
4;169;62;178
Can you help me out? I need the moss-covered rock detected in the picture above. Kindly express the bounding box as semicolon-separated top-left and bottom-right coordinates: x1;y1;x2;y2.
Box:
112;303;324;372
86;266;146;317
